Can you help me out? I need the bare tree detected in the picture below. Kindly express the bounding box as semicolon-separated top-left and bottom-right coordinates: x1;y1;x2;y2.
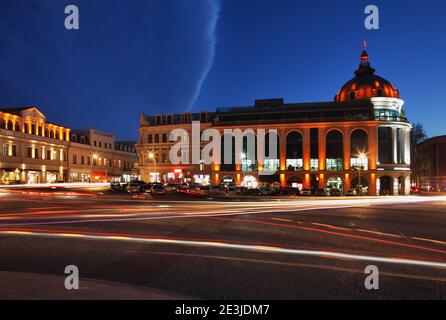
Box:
410;122;428;187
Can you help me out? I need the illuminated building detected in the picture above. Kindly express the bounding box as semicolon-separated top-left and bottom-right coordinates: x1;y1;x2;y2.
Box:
0;108;139;184
137;46;411;195
416;135;446;191
69;129;139;183
0;107;70;184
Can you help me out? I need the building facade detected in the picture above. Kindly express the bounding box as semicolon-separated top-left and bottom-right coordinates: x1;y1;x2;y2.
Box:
416;135;446;191
0;107;71;184
69;129;138;183
137;48;412;195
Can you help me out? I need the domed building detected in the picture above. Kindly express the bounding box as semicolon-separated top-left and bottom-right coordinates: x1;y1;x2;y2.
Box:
335;48;400;103
137;44;412;196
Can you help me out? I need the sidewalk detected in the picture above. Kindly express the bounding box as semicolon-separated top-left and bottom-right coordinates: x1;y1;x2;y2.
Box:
0;271;192;300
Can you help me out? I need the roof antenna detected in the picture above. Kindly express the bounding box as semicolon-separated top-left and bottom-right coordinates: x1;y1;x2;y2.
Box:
363;40;367;50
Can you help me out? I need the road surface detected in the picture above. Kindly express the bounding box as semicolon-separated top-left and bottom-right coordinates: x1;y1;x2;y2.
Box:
0;190;445;299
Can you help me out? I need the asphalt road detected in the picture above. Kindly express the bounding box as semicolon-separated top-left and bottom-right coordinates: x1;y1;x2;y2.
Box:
0;190;445;299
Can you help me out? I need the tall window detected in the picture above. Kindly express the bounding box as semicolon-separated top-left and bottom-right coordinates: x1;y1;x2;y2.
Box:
326;130;344;171
378;127;392;164
263;131;280;172
221;134;235;171
350;129;369;170
310;128;319;171
286;131;303;171
242;133;257;172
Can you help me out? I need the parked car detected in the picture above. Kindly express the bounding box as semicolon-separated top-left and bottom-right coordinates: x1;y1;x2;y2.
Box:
301;188;311;196
126;180;148;194
346;189;356;196
148;183;165;195
110;182;123;192
164;183;181;193
209;185;222;196
287;188;300;196
198;185;211;195
259;187;274;196
245;188;260;196
410;186;420;194
329;188;342;196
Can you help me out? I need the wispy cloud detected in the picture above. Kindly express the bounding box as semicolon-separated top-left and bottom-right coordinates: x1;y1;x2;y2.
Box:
187;0;221;111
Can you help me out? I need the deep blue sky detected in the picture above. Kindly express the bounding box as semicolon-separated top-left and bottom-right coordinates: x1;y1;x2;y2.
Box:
0;0;445;140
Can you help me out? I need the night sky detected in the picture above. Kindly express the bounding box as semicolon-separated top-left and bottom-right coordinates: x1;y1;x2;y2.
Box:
0;0;445;140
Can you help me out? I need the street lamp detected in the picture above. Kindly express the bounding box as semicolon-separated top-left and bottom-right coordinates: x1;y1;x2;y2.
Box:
147;152;157;182
357;152;367;196
90;153;99;183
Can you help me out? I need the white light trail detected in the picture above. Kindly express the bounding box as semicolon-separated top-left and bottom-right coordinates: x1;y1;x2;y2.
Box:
2;230;446;269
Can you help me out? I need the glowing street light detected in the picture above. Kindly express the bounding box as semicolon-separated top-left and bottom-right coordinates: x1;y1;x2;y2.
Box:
90;153;99;183
147;152;157;182
357;152;367;196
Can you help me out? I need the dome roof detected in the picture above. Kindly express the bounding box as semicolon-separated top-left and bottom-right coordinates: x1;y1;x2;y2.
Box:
335;44;399;103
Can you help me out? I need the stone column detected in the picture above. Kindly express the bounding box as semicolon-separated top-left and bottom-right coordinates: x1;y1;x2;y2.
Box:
392;127;397;164
344;173;351;193
279;129;287;171
368;126;378;170
303;128;311;171
393;177;400;195
318;129;326;171
343;127;351;171
369;173;377;196
404;176;410;195
304;173;310;189
404;128;411;165
318;173;325;189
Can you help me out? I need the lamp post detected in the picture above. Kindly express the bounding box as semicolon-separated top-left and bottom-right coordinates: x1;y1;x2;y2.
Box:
90;153;99;183
357;153;367;196
148;152;157;182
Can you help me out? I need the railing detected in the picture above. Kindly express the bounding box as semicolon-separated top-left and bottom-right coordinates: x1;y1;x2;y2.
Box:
0;128;70;145
214;115;409;127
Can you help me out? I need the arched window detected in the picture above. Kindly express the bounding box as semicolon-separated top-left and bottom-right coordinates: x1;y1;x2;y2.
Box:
378;127;393;164
263;131;280;172
326;130;344;171
14;122;21;132
286;131;303;171
350;129;369;170
377;88;383;97
221;134;235;172
7;120;13;130
349;91;355;100
0;119;5;129
241;133;257;172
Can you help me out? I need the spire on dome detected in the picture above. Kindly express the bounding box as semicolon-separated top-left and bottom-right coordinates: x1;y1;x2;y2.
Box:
355;40;375;76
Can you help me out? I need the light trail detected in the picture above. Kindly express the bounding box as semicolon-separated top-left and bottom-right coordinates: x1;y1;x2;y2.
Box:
1;228;446;269
212;217;446;255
